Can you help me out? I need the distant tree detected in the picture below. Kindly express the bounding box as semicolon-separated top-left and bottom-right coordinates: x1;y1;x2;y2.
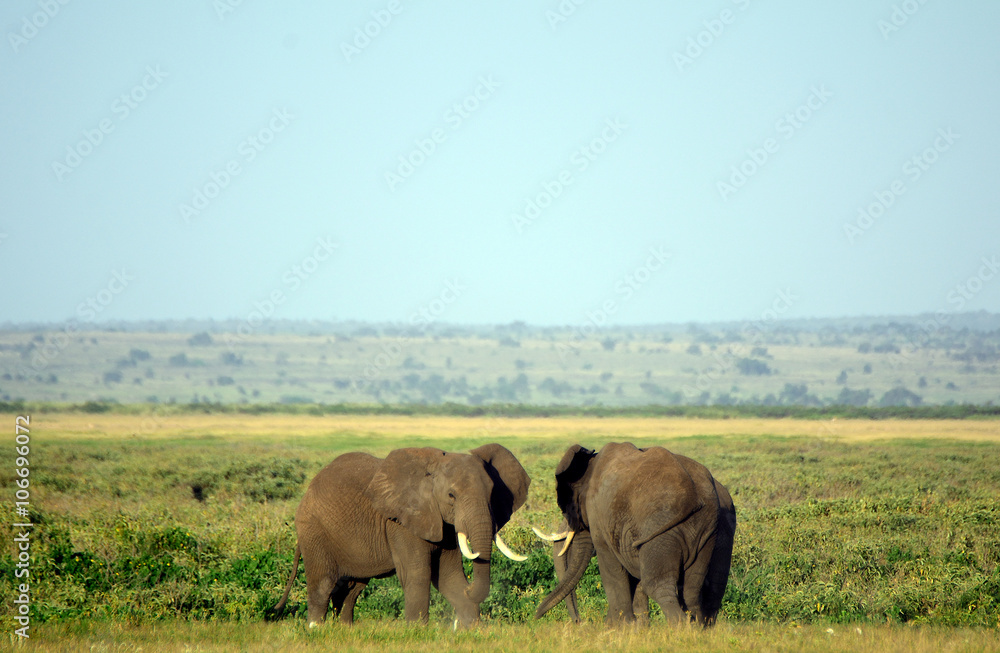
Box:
945;381;958;390
103;370;123;384
737;358;772;376
129;348;151;361
836;387;872;406
873;342;900;354
640;382;664;396
863;363;872;374
600;337;617;352
836;370;847;384
220;352;244;366
918;376;928;388
778;383;821;406
600;372;613;382
750;346;770;358
498;337;520;347
878;387;923;407
686;344;702;356
217;376;235;386
857;343;872;354
169;353;189;367
188;332;214;346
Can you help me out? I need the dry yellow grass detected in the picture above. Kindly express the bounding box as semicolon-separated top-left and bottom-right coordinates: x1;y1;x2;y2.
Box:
15;412;999;444
22;620;1000;653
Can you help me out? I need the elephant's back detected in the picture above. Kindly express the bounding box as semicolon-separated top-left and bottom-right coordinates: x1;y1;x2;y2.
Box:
296;451;393;574
303;451;380;504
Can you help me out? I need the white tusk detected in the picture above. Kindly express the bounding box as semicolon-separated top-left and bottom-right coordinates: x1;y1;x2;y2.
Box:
494;532;528;561
557;530;575;557
458;531;480;560
531;526;571;542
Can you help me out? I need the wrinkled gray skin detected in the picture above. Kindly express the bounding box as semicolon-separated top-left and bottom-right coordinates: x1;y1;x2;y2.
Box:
536;442;736;626
271;444;530;627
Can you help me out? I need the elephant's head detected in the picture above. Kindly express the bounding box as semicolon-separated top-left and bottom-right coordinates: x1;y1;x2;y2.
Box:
533;444;598;619
365;443;531;603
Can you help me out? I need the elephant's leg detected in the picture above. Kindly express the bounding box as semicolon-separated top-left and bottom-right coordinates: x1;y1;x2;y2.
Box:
638;537;686;625
394;550;433;623
338;580;368;624
433;548;480;626
305;573;337;627
631;577;649;626
594;547;635;625
680;538;715;626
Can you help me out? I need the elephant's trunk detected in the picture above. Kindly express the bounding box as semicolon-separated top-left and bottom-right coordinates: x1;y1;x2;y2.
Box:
535;530;594;619
458;501;494;604
466;557;491;604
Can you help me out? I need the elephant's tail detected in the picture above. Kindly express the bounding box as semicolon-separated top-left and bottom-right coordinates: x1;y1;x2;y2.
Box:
266;543;301;620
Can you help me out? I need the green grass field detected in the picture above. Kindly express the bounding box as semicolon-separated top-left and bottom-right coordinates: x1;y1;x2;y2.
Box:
2;413;999;651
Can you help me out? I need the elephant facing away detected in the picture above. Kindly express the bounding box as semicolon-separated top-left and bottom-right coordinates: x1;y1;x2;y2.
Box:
534;442;736;626
270;443;531;627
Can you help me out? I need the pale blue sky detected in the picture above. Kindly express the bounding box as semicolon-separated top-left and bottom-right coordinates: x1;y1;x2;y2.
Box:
3;2;999;327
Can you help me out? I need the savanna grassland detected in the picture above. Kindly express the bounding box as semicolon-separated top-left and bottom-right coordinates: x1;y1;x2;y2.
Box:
2;411;999;651
3;318;999;407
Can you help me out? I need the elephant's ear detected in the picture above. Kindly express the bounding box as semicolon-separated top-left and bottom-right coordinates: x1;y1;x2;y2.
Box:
470;443;531;528
554;444;595;532
365;447;445;543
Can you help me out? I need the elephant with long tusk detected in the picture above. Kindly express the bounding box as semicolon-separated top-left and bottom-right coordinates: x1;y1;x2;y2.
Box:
269;443;531;627
534;443;736;627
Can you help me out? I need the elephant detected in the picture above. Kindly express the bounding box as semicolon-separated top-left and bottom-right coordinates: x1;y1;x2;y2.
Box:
270;443;531;627
533;442;736;626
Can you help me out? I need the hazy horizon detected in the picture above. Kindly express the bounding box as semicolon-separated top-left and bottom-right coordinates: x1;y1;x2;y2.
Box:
3;3;999;328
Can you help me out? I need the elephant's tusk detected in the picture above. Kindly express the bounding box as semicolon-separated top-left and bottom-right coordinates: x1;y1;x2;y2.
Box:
494;532;529;562
531;526;571;542
557;530;575;557
458;531;480;560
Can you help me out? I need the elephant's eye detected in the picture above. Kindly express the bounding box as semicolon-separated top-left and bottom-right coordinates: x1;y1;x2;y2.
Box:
447;491;455;501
